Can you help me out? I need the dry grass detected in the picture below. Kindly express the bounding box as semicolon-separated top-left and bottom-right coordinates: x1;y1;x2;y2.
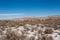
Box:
44;28;53;34
0;16;60;40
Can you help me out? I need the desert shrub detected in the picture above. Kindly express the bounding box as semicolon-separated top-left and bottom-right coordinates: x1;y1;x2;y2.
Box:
38;29;42;34
6;31;15;40
0;29;3;35
41;34;53;40
17;34;26;40
41;35;46;40
58;32;60;35
28;36;35;40
44;28;53;34
46;36;53;40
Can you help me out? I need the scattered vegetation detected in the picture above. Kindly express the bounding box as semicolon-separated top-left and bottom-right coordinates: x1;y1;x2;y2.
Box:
0;16;60;40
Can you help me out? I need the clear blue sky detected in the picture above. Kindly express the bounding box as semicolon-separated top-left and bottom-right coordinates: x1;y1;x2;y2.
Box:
0;0;60;19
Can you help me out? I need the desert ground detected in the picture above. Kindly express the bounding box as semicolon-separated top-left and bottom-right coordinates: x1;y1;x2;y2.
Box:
0;16;60;40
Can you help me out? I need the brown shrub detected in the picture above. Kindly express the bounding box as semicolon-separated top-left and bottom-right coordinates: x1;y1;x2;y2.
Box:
41;35;47;40
41;34;53;40
28;36;35;40
58;32;60;35
38;29;42;34
46;36;53;40
44;28;53;34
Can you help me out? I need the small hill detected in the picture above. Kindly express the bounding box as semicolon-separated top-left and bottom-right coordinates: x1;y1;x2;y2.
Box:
0;16;60;29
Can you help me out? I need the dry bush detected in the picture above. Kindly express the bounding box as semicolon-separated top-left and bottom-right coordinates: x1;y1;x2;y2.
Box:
18;34;26;40
0;26;5;31
41;34;53;40
5;28;26;40
46;36;53;40
6;30;15;40
6;29;20;40
44;28;53;34
0;29;3;35
58;32;60;35
41;34;47;40
25;27;30;31
27;36;35;40
38;29;42;34
0;35;7;40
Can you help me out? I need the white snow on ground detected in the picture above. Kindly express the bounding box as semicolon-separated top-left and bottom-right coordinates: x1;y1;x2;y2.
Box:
54;35;60;40
54;30;60;33
17;26;24;32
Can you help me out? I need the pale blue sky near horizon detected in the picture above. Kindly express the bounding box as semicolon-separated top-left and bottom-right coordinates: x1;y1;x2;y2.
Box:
0;0;60;19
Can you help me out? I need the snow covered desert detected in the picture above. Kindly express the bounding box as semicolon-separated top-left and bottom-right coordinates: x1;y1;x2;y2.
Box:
0;16;60;40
